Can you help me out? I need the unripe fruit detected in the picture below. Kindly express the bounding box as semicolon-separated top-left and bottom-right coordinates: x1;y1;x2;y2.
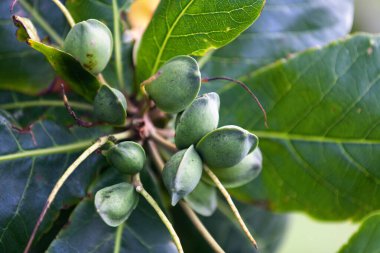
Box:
203;148;262;188
144;56;201;113
106;141;146;175
95;182;139;227
196;125;258;169
184;180;217;216
175;92;220;149
163;145;203;206
93;85;127;125
64;19;113;74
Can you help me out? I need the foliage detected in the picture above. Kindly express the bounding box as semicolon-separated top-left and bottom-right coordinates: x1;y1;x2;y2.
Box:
1;0;380;252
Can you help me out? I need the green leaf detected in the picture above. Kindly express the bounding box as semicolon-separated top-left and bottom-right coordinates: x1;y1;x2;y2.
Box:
135;0;266;83
202;0;354;78
338;212;380;253
221;34;380;220
27;39;102;101
0;112;110;252
12;15;102;101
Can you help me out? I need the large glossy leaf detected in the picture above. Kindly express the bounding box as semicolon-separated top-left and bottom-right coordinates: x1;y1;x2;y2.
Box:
135;0;266;83
338;212;380;253
0;112;110;252
218;34;380;220
202;0;354;79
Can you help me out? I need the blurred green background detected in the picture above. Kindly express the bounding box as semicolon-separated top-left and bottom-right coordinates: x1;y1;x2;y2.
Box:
275;0;379;252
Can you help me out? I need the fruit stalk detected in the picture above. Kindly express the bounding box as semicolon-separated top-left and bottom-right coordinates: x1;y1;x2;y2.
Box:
203;166;258;249
51;0;75;27
132;174;184;253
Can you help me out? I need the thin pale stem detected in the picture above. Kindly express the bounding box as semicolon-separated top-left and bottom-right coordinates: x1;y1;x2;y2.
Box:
133;174;183;253
112;0;125;90
202;76;268;128
150;131;177;152
179;202;225;253
113;223;125;253
0;100;92;111
203;166;258;249
23;131;134;253
147;140;165;171
18;0;64;45
51;0;75;27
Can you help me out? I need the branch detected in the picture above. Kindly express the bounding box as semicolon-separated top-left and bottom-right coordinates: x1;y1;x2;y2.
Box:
23;130;134;253
179;201;225;253
133;174;183;253
51;0;75;27
203;166;258;249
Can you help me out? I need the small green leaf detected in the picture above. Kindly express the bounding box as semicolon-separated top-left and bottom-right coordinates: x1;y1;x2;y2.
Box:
223;34;380;220
136;0;266;82
12;15;102;101
339;212;380;253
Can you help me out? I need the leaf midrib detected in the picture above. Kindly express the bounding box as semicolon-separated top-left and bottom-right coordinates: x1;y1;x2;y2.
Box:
0;139;94;162
150;0;195;76
255;131;380;144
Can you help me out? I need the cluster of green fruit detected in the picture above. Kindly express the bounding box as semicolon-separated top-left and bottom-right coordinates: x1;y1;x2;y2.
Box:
62;19;262;227
63;19;127;126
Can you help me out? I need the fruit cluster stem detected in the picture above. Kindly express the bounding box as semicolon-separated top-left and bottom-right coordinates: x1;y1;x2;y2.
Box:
179;202;225;253
133;174;184;253
51;0;75;27
203;166;258;249
23;130;134;253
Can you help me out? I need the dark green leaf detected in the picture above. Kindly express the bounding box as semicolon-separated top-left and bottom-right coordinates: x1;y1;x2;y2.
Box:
0;112;110;252
338;212;380;253
27;39;102;101
202;0;354;79
136;0;266;83
222;34;380;220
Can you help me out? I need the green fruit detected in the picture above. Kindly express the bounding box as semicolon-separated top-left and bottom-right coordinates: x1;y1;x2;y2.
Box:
93;85;127;125
144;56;201;113
203;148;262;188
184;180;217;217
64;19;113;74
175;92;220;149
106;141;146;175
163;145;203;206
196;125;258;169
95;182;139;227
